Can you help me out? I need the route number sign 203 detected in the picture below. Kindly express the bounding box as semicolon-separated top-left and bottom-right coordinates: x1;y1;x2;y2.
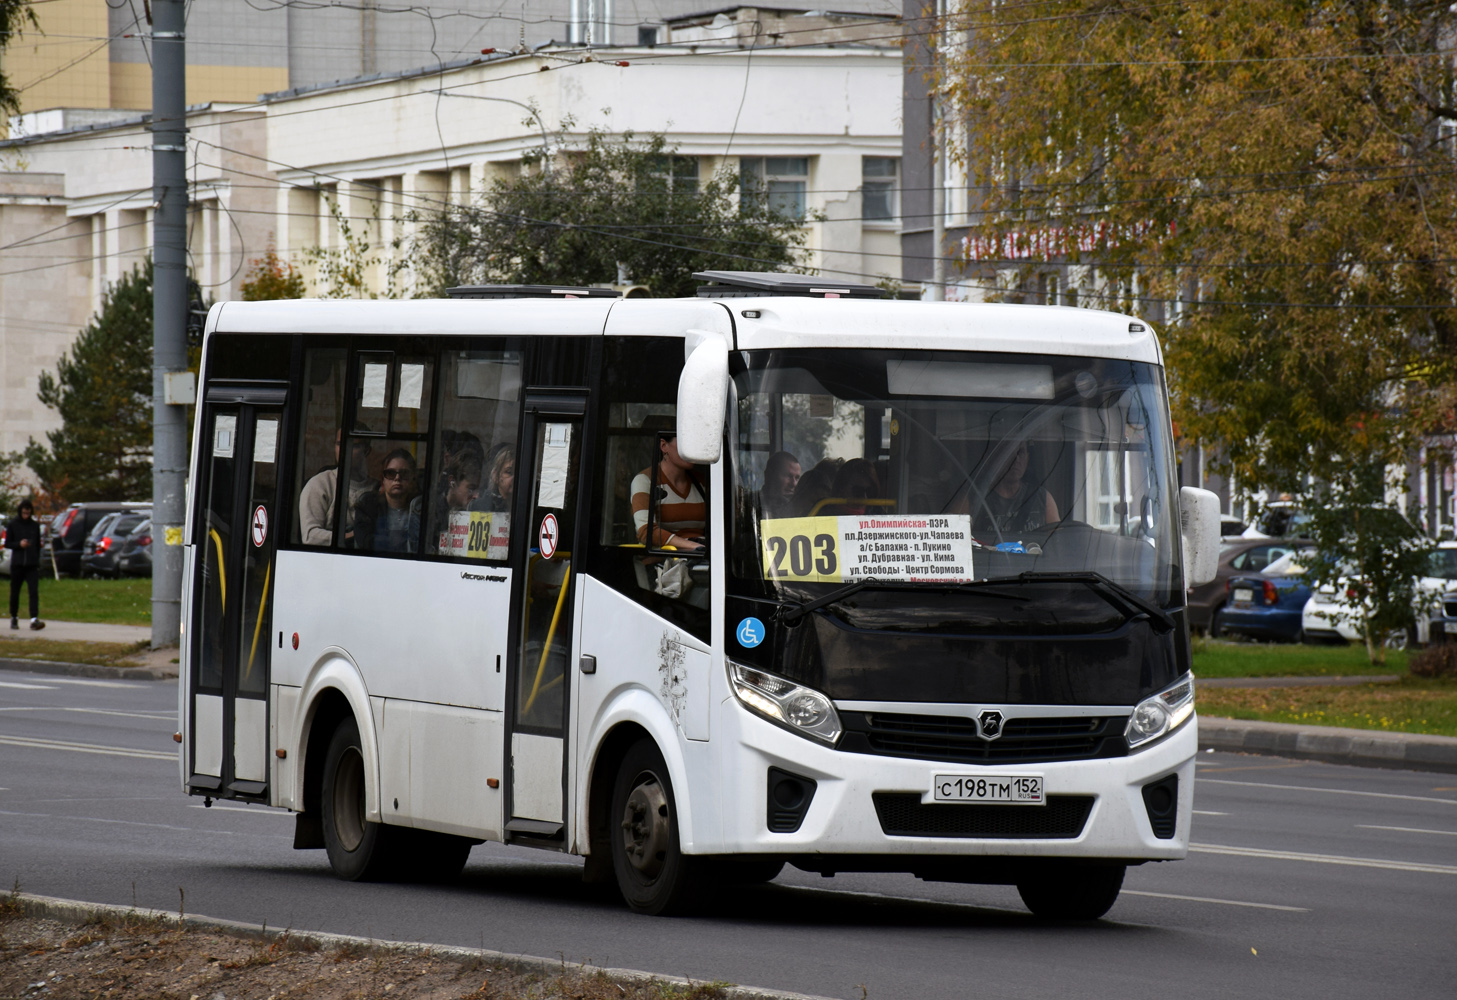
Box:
760;514;975;584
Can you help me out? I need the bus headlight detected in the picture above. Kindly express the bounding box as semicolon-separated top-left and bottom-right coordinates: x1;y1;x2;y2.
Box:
1125;675;1195;750
729;662;842;745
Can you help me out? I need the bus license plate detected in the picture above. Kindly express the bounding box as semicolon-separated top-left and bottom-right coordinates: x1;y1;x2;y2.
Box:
933;774;1044;805
1233;587;1254;603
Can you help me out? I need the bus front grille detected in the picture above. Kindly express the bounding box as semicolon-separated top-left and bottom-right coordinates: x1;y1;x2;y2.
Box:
872;792;1094;838
840;711;1128;765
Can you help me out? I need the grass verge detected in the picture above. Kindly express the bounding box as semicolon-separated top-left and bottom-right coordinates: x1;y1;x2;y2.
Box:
1198;676;1457;737
20;576;152;626
1191;637;1407;678
0;637;149;667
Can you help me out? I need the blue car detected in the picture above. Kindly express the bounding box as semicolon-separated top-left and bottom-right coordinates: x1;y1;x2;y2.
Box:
1221;551;1313;643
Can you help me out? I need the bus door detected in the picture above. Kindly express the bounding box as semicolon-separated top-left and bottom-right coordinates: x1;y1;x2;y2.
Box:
188;384;288;801
505;393;587;841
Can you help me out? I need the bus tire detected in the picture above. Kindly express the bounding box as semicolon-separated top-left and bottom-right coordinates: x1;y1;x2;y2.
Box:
401;830;473;883
1016;863;1125;921
321;717;397;882
610;738;700;915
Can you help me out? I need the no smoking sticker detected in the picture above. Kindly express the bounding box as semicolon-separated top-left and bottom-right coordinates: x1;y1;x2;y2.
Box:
251;505;269;547
538;512;559;559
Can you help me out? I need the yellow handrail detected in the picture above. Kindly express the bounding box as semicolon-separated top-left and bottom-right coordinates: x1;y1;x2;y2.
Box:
208;527;227;610
243;560;271;687
807;497;897;517
522;561;571;716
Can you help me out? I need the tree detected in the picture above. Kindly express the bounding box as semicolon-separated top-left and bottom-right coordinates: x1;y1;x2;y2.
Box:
24;261;154;502
932;0;1457;488
1302;462;1435;665
0;1;38;120
413;129;811;297
240;242;306;300
931;1;1457;662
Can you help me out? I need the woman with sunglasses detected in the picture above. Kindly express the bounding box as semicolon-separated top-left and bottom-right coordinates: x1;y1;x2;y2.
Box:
352;448;422;553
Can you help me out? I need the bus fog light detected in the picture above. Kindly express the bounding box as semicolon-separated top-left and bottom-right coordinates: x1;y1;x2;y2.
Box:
1125;675;1195;749
730;663;841;745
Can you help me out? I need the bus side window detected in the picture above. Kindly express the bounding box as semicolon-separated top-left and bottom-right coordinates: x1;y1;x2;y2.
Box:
293;348;348;547
344;350;435;556
427;347;522;562
592;338;709;641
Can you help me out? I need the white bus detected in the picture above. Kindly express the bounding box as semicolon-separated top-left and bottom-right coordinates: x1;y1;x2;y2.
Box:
180;272;1219;919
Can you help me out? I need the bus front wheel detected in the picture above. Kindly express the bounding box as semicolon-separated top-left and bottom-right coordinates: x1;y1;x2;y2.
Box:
610;739;701;915
1016;863;1125;921
321;717;397;881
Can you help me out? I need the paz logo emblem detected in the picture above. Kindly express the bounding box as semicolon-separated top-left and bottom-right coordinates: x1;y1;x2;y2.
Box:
978;710;1004;741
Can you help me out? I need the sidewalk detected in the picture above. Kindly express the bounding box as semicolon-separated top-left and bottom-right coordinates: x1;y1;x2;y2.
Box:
0;618;178;679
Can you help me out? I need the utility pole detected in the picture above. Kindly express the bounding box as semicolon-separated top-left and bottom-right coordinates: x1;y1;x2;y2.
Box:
928;6;946;302
151;0;189;649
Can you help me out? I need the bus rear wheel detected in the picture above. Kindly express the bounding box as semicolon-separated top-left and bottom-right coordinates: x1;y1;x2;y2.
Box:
1016;863;1125;921
321;717;397;881
610;739;700;915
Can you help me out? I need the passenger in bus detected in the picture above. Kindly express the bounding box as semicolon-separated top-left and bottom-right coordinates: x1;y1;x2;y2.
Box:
631;429;705;551
352;448;422;553
478;447;516;513
299;431;377;546
759;451;802;519
432;450;483;554
973;440;1059;535
826;459;881;516
790;459;842;518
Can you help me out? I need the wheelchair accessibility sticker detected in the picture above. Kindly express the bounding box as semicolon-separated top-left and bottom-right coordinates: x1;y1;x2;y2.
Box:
736;617;766;648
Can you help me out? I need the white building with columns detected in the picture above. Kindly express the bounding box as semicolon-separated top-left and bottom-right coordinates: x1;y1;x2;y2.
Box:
0;11;902;465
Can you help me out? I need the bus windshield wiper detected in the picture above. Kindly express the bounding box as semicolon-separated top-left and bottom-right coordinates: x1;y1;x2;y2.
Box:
774;576;1028;624
1012;571;1176;634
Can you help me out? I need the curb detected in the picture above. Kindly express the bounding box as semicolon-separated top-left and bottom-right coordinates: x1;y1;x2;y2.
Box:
1199;716;1457;773
13;892;835;1000
0;657;176;680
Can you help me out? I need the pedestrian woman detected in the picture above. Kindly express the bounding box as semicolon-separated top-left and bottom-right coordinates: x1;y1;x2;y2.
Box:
6;499;45;630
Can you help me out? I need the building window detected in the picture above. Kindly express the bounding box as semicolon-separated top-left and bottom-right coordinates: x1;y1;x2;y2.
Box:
647;155;699;195
741;156;809;218
638;25;659;46
862;156;898;221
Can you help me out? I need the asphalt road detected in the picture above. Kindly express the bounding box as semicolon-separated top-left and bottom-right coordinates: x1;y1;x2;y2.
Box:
2;671;1455;1000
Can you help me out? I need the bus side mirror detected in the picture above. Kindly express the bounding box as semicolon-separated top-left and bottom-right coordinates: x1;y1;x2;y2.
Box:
676;336;728;464
1180;487;1220;587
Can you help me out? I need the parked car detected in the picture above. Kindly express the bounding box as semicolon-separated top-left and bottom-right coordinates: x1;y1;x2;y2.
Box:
49;502;150;576
1219;514;1248;538
1188;538;1315;636
1304;540;1457;647
115;518;153;577
80;510;151;578
1241;501;1311;540
1221;550;1315;643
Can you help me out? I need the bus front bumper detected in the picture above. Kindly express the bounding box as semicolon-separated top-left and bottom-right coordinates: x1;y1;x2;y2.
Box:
704;703;1197;863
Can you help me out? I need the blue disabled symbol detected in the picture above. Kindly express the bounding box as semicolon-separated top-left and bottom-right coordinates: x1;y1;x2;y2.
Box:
736;616;766;648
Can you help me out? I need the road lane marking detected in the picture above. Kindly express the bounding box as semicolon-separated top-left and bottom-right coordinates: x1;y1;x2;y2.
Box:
1193;810;1228;816
38;677;143;689
1121;890;1308;912
0;735;174;761
1357;824;1457;837
0;681;54;690
0;808;242;836
0;707;173;720
1191;842;1457;874
1198;777;1457;806
189;804;291;816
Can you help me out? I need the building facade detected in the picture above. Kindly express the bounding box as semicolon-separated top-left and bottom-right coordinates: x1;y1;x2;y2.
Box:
0;6;902;469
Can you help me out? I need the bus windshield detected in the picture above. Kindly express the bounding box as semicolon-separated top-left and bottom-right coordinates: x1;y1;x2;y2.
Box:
728;348;1183;614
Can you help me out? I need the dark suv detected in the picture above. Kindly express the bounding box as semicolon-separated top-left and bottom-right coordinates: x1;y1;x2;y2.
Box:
49;502;151;576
